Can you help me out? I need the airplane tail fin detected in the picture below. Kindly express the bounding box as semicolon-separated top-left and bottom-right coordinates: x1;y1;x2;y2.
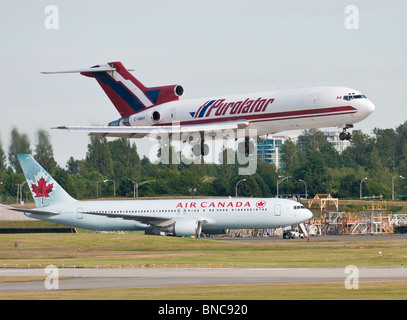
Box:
42;61;184;118
17;154;76;207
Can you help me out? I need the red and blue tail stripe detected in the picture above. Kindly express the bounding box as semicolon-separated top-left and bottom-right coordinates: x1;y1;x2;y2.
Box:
81;62;183;118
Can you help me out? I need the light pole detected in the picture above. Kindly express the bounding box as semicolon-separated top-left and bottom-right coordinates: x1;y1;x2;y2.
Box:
392;175;406;201
105;180;116;197
360;177;368;199
16;181;27;204
235;179;246;197
129;179;156;198
97;179;116;197
189;186;197;199
299;179;307;199
277;176;289;198
96;180;103;198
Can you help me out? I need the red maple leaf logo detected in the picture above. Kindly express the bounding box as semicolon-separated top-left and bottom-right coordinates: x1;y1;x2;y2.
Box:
256;200;266;208
31;178;54;198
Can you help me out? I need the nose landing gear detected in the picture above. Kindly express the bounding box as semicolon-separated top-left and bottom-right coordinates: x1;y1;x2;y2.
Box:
339;130;351;141
339;124;353;141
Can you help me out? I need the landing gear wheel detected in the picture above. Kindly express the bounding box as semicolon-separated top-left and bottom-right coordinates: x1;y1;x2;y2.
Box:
339;131;352;141
339;124;353;141
192;143;209;157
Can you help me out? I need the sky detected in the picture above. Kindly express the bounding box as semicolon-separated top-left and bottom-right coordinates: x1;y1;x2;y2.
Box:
0;0;406;167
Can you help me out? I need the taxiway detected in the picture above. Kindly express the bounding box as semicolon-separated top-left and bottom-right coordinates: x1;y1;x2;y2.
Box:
1;267;406;292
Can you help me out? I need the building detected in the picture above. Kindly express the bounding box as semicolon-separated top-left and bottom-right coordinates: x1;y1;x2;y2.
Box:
257;135;298;167
257;131;350;167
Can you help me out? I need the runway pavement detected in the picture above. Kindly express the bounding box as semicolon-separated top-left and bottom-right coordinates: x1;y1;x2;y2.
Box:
1;267;406;292
213;233;407;242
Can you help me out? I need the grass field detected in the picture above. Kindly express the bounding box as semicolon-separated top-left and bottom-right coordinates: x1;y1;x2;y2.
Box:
1;233;407;269
1;232;407;299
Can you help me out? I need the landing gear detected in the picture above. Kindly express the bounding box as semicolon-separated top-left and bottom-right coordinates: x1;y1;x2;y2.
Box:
339;125;353;141
238;137;255;154
192;140;209;157
339;131;351;141
189;135;256;157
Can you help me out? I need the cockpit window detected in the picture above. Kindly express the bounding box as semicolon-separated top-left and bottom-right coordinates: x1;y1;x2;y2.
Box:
343;93;367;101
294;205;305;210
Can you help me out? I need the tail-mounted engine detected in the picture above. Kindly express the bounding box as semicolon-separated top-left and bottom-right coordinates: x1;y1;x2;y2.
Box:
150;84;184;106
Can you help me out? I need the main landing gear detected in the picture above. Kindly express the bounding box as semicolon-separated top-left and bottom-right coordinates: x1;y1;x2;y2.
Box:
192;141;209;157
339;124;353;141
191;137;256;157
237;137;255;155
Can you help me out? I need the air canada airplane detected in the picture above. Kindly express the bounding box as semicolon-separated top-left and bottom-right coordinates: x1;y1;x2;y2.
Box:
44;61;375;154
11;154;313;237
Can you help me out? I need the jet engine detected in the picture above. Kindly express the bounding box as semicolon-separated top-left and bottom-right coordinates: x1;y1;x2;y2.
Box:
155;84;184;103
165;219;202;237
151;110;161;123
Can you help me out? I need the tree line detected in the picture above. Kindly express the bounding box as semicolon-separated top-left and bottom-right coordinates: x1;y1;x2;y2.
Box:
0;122;406;203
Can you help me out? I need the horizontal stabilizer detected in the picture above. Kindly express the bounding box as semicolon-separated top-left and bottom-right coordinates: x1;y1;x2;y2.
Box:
9;207;60;215
41;67;116;74
41;66;135;74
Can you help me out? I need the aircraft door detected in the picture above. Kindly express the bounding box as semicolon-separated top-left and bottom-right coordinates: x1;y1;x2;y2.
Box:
77;208;84;219
274;204;281;216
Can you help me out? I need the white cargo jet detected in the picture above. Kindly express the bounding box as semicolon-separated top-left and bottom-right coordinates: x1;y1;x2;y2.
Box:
44;61;375;154
11;154;313;237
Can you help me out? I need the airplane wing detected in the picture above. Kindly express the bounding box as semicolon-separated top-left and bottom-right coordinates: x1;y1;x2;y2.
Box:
53;120;250;139
82;211;208;228
9;207;60;215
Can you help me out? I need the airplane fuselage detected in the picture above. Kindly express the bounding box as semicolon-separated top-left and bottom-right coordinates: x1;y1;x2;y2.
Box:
25;197;312;234
46;62;375;141
115;86;375;136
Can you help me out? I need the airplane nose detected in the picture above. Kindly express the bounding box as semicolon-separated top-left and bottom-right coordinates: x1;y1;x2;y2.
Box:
304;209;313;221
355;99;375;120
366;99;375;114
